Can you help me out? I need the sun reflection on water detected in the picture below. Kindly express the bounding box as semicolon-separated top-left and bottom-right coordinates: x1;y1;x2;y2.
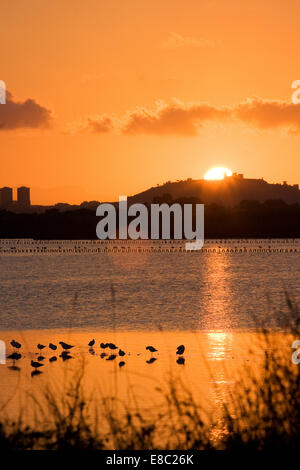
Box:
200;251;233;331
207;331;233;361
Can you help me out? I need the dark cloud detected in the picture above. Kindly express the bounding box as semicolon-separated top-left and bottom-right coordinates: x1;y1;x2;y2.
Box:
0;91;52;130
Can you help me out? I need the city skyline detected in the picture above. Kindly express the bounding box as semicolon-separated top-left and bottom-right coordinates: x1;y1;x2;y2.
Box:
0;186;30;208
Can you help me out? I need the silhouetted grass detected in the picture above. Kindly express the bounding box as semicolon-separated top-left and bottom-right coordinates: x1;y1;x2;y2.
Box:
1;295;300;450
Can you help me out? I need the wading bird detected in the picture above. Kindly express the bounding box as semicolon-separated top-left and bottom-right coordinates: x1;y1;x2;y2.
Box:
108;343;118;350
146;346;158;355
176;345;185;355
177;357;185;365
59;341;74;350
119;361;125;368
118;349;125;356
49;343;57;351
7;352;21;361
88;339;95;347
10;340;21;349
37;344;46;350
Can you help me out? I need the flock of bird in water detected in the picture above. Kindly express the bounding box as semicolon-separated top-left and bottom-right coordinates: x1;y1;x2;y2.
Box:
8;339;186;376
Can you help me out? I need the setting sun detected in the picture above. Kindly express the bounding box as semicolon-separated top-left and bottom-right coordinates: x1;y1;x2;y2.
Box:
204;167;233;180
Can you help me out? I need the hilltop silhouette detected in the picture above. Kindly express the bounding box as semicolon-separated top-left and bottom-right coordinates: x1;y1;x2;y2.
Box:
128;173;300;207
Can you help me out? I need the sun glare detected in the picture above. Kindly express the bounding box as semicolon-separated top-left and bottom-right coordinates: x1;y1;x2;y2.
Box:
204;167;232;180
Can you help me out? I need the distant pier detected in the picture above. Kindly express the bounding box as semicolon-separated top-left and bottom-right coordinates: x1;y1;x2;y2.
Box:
0;239;299;255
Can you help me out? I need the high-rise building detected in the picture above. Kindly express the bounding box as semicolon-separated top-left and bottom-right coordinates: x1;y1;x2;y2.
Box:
17;186;30;207
0;187;13;207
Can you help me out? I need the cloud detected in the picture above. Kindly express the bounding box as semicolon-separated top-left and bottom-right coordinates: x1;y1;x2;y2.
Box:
86;116;113;133
123;98;300;136
122;100;231;136
69;97;300;137
235;97;300;132
68;115;113;134
162;32;215;50
0;91;52;130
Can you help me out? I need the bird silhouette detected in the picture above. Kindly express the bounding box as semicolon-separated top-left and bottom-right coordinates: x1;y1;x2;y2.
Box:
100;352;107;358
31;360;44;370
118;349;125;356
108;343;118;350
37;344;46;350
100;342;108;350
177;357;185;365
146;346;158;353
7;352;21;360
37;356;45;362
10;340;21;349
59;341;74;350
88;339;95;347
49;356;57;363
119;361;125;368
49;343;57;351
176;345;185;355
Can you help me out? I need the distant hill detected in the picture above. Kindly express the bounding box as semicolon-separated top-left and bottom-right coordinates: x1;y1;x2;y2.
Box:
2;174;300;214
128;174;300;207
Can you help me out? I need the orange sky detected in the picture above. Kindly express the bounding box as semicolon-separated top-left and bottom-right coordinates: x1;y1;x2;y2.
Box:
1;0;300;204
